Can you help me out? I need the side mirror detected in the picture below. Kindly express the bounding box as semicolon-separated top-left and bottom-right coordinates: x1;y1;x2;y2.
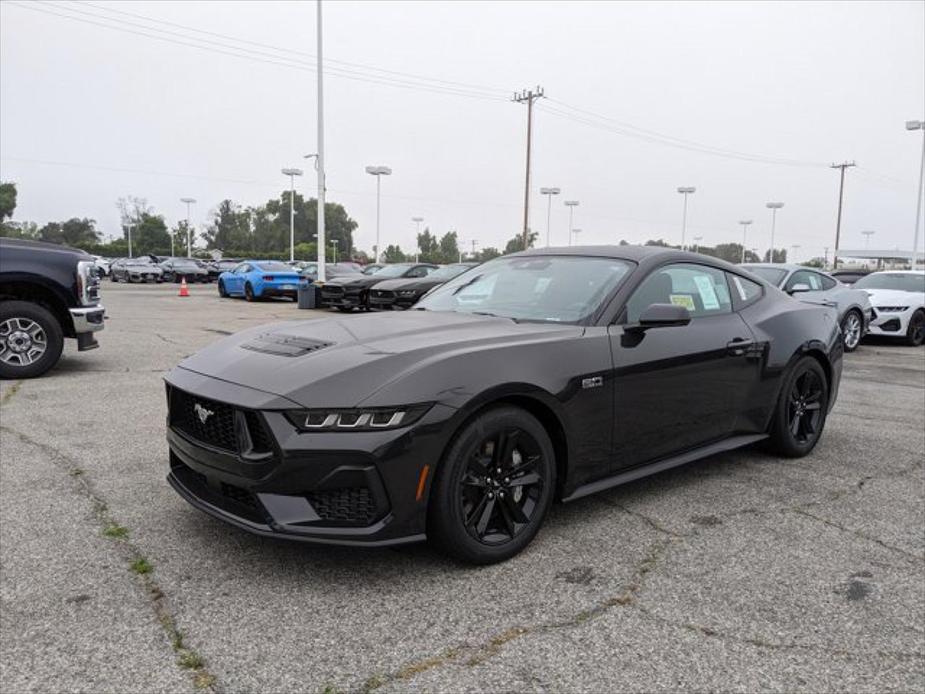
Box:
625;303;692;333
788;283;811;294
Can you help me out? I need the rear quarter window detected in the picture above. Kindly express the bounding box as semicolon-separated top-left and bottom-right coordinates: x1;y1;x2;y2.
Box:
728;273;764;310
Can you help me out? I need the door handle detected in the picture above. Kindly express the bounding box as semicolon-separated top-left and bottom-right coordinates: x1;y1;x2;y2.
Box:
726;338;755;356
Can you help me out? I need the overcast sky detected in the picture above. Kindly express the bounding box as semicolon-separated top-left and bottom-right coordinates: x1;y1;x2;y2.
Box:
1;0;923;261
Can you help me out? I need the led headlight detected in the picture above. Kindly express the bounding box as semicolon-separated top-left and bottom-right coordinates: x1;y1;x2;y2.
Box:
876;306;909;313
397;290;419;296
285;404;431;432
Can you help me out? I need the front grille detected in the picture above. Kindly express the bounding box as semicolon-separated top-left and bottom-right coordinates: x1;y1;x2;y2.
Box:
221;482;259;509
170;389;238;452
322;286;344;297
373;290;394;300
244;411;274;452
305;487;378;525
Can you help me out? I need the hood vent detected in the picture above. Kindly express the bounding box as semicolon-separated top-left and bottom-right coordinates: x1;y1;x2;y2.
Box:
240;333;334;357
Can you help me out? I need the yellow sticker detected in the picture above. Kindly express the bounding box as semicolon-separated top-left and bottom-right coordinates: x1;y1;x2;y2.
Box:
670;294;695;310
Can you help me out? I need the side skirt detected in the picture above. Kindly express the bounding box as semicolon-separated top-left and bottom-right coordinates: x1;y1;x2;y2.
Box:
561;433;768;503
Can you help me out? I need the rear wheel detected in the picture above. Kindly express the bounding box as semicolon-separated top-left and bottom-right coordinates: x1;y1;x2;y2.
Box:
840;310;862;352
0;301;65;379
906;309;925;347
767;356;829;458
428;406;555;564
244;282;256;302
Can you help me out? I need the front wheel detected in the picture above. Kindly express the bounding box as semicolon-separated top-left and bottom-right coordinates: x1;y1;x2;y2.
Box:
905;309;925;347
218;280;229;298
0;301;65;379
840;310;863;352
767;356;829;458
428;406;556;564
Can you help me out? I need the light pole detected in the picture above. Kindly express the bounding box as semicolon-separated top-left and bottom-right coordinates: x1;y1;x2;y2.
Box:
315;0;327;281
738;220;753;263
180;197;196;257
564;200;579;246
571;228;582;245
366;165;392;262
281;168;303;262
766;202;784;262
861;230;875;250
540;187;560;247
677;187;696;250
907;120;925;268
332;239;339;263
692;236;703;254
125;223;135;258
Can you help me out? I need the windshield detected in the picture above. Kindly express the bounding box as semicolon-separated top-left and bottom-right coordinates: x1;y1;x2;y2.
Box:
742;266;787;286
429;265;473;280
172;260;199;269
372;264;414;278
254;261;294;272
415;255;633;323
854;273;925;292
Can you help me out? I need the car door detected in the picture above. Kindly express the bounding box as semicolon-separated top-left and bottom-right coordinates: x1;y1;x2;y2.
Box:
608;262;761;470
229;263;249;293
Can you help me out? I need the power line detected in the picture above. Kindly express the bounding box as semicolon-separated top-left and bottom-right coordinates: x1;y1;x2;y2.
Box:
7;1;510;102
75;0;511;97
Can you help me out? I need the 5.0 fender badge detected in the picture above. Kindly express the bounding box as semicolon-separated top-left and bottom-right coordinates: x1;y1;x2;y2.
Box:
581;376;603;389
193;403;214;424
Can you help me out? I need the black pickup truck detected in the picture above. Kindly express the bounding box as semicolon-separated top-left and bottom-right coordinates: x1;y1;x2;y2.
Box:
0;238;106;378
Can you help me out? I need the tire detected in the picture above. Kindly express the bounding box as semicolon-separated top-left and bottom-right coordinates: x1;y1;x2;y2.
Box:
905;309;925;347
428;406;556;564
767;356;829;458
0;301;65;379
840;310;863;353
244;282;256;302
218;280;229;298
336;306;353;312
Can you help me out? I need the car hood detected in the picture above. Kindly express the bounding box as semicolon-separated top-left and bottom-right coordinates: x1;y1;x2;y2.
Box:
172;311;581;408
863;288;924;307
324;275;383;289
372;277;443;292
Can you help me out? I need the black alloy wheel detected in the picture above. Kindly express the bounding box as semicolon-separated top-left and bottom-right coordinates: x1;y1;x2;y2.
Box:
218;280;228;298
429;406;555;564
906;310;925;347
840;310;862;352
767;356;828;457
244;282;255;302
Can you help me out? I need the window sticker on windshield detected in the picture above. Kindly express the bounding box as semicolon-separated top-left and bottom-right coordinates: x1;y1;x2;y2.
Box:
670;294;695;310
732;276;748;301
693;275;720;310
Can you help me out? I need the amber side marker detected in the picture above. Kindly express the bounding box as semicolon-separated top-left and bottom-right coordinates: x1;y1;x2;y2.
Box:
415;465;430;501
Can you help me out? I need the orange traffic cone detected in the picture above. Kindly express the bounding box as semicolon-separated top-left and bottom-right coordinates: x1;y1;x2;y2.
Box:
178;277;190;297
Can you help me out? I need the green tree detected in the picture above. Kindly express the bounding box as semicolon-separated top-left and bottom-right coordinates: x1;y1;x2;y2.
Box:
0;182;16;221
0;220;38;239
503;229;538;255
202;200;252;250
383;245;408;263
132;213;170;255
171;220;192;256
438;231;460;264
801;257;825;268
416;228;440;263
477;247;501;262
763;248;787;263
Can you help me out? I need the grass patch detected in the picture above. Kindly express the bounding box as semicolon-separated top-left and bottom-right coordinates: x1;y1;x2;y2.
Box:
178;650;204;669
194;672;216;689
361;674;387;692
130;558;153;575
103;523;128;539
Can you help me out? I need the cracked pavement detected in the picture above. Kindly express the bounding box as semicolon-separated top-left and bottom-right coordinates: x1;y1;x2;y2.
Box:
1;281;923;693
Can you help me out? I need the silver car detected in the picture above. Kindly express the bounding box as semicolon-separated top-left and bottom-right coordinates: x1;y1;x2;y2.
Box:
741;263;873;352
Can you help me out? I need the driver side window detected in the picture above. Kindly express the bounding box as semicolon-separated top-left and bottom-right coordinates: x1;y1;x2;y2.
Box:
786;270;822;291
235;264;250;274
626;263;732;322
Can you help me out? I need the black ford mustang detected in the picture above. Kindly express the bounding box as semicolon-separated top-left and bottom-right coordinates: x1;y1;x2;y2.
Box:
164;246;842;564
320;262;438;311
369;262;479;310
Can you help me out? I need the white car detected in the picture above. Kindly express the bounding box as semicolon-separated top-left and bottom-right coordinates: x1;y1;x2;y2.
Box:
854;271;925;346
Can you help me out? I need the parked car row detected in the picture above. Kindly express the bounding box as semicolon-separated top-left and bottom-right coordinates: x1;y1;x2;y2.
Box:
107;256;242;283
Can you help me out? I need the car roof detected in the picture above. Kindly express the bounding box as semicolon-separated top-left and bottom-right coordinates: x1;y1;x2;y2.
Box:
514;244;751;273
866;270;924;275
740;263;808;272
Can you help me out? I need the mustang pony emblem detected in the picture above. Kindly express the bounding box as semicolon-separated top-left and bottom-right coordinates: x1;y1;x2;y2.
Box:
193;403;214;424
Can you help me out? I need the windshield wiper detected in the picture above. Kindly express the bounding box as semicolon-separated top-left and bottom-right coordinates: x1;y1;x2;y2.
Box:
451;274;483;295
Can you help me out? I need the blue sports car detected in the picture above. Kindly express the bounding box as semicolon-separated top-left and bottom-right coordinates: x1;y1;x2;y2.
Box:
217;260;304;301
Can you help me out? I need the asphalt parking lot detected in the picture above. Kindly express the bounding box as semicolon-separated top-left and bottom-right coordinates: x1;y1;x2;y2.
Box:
1;281;923;694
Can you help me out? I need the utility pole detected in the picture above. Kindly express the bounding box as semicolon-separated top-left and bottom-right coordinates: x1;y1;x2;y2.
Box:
281;168;303;262
470;239;477;260
692;236;703;254
513;86;544;251
316;0;327;281
766;202;784;262
126;223;135;258
332;239;338;263
830;161;856;269
907;120;924;268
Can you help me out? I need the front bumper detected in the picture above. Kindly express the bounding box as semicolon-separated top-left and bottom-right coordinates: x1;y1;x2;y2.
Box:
868;310;911;336
163;371;456;546
321;289;365;308
369;294;418;310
